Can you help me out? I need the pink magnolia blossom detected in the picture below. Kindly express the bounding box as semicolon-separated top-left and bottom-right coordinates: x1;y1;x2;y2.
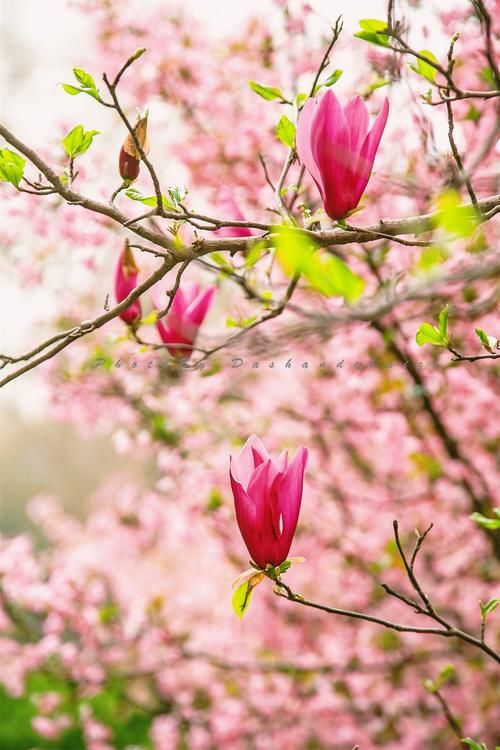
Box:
230;435;308;568
215;187;256;238
154;282;215;358
114;241;141;325
296;89;389;219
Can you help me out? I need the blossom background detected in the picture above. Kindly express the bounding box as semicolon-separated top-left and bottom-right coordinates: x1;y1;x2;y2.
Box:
0;0;499;749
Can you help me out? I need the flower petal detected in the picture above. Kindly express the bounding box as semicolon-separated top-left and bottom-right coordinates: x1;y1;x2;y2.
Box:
310;89;352;219
352;98;389;206
296;97;325;198
185;286;216;327
231;435;269;490
276;446;308;559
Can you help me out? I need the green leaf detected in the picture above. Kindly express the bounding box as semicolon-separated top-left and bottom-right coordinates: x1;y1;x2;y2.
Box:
244;241;265;268
438;305;449;340
0;148;26;188
249;80;286;101
210;252;233;272
410;50;439;82
61;67;100;101
73;67;96;89
274;225;365;303
354;19;390;48
140;310;158;325
315;69;343;93
416;245;449;272
462;740;488;750
359;18;388;32
465;104;482;122
480;66;496;87
232;581;254;619
434;190;479;238
475;328;489;347
480;598;500;617
62;125;100;158
276;115;296;148
435;663;455;687
470;509;500;530
475;328;497;353
61;83;84;96
167;184;188;207
206;489;223;512
409;451;442;481
415;322;446;347
364;77;391;95
125;187;176;210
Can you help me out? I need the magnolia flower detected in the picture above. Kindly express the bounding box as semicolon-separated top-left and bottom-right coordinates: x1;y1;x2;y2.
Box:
230;435;308;568
114;241;141;325
119;111;150;182
215;187;256;238
296;89;389;219
154;282;216;358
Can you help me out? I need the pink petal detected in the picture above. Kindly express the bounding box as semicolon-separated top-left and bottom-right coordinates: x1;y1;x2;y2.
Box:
344;96;370;154
296;97;325;198
276;446;308;558
231;435;270;490
186;286;216;327
310;89;352;219
230;465;262;563
352;98;389;206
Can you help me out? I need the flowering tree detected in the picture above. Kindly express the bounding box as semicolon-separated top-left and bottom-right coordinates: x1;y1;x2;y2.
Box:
0;1;499;749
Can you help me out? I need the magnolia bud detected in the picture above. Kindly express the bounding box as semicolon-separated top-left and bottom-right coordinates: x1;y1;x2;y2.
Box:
118;111;150;182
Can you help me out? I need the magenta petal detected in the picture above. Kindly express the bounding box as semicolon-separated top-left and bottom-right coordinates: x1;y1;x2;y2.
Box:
344;96;370;154
230;467;262;563
276;446;308;557
232;435;270;490
115;249;141;324
296;98;324;199
186;286;216;327
352;98;389;205
310;89;352;219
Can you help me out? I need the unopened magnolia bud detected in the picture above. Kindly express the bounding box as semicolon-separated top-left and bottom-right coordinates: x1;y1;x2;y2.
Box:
115;240;142;325
118;111;150;182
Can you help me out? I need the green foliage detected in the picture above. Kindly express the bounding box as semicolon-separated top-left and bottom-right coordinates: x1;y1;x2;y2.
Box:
232;580;254;619
354;19;391;48
226;315;258;329
206;488;223;512
470;508;500;530
423;664;455;693
276;115;296;149
148;414;180;446
62;125;100;158
0;148;26;188
244;241;266;268
314;69;343;93
249;80;287;101
125;186;187;211
462;740;488;750
475;328;498;353
409;451;442;481
415;245;449;272
274;225;365;303
434;190;479;238
410;50;439;82
465;104;482;122
479;598;500;618
415;305;449;348
61;67;100;100
480;66;496;87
